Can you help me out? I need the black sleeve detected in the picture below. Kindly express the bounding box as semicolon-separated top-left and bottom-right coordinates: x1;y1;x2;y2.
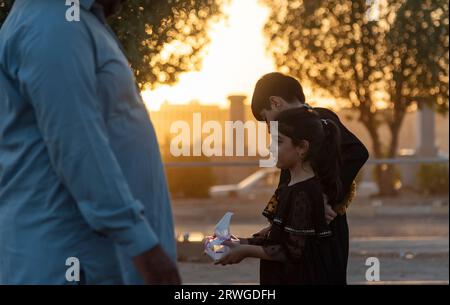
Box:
246;228;271;246
315;108;369;204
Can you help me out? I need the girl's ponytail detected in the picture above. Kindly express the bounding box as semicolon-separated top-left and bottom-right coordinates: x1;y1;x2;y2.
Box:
312;119;342;206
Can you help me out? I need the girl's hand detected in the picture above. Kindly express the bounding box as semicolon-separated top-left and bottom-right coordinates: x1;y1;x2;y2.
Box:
214;241;249;265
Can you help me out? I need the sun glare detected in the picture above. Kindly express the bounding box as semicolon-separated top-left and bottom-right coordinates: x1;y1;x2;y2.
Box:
141;0;276;111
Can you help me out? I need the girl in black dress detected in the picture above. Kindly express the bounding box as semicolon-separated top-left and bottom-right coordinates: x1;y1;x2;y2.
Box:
216;107;343;284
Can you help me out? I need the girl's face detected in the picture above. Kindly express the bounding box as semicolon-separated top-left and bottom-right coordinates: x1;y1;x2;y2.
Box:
276;133;307;169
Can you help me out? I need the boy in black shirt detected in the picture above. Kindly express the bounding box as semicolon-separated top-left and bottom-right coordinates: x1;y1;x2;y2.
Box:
250;72;369;284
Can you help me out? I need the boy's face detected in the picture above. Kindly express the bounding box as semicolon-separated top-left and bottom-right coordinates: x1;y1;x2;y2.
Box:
259;96;287;125
259;96;304;133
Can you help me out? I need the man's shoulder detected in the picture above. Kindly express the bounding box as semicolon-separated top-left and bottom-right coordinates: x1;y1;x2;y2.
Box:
3;0;94;43
3;1;98;66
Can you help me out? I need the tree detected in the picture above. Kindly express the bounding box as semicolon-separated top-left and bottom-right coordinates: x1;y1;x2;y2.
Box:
109;0;226;88
0;0;227;89
263;0;449;195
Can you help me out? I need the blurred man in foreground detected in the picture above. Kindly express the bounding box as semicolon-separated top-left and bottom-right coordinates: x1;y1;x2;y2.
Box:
0;0;180;284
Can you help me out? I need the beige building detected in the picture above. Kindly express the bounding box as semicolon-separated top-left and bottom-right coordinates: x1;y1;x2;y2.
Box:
149;96;262;185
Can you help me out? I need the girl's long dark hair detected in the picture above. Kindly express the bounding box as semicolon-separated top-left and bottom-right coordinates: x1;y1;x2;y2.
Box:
276;108;343;206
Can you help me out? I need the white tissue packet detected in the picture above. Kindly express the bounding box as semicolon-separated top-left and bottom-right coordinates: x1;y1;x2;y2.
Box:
204;212;239;261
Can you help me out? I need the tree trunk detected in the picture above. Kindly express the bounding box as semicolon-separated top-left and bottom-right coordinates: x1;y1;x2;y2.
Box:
361;116;400;196
374;116;404;197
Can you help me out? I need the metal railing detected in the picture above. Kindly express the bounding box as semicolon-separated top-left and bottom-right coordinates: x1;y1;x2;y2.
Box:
164;157;449;167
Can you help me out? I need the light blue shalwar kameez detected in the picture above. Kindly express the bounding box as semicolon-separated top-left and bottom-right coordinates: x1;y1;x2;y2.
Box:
0;0;176;284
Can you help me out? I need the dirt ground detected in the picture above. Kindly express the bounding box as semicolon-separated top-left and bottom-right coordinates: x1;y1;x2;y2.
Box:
173;194;449;285
179;256;449;285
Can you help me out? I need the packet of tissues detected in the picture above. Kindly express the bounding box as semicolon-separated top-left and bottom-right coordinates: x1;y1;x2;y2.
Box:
204;212;239;261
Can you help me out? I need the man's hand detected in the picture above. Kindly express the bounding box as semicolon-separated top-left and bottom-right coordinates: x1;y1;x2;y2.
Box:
133;245;182;285
323;194;337;224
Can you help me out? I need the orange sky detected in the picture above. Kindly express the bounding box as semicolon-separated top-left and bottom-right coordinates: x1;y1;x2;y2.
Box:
141;0;276;111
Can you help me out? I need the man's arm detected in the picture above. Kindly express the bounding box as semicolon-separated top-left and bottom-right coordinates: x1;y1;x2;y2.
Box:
19;21;179;284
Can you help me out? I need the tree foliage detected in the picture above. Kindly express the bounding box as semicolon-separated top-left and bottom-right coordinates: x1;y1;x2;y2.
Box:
0;0;227;88
263;0;449;195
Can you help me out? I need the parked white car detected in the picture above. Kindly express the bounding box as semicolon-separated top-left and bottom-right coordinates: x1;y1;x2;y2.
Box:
209;168;377;199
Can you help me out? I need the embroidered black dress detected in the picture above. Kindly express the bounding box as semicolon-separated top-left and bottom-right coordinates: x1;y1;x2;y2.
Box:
274;107;369;284
248;176;338;285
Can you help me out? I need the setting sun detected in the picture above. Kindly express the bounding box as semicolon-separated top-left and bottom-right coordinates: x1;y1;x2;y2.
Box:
141;0;276;111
